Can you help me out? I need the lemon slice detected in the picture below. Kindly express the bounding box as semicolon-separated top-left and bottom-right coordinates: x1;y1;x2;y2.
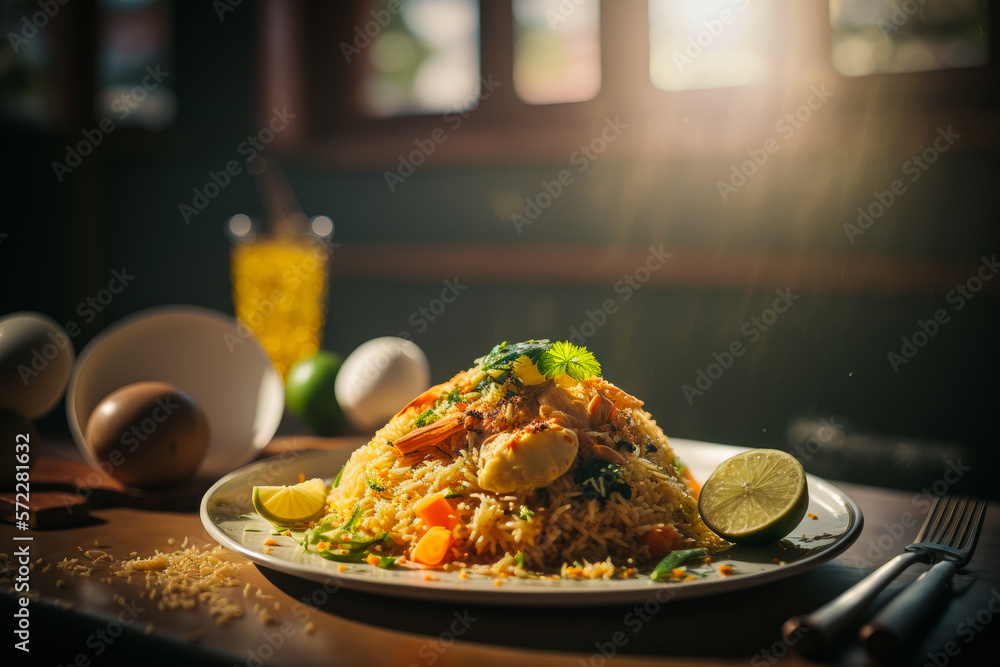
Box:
252;478;328;526
512;355;547;385
697;449;809;546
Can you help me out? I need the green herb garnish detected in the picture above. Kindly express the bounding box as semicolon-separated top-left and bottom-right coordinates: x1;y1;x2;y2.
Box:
477;339;602;384
414;389;466;428
650;548;708;582
364;472;386;492
333;465;345;488
342;504;363;532
536;341;602;382
314;536;385;563
574;459;631;504
515;506;535;523
305;505;388;563
514;551;525;568
414;408;438;428
480;339;551;370
673;457;686;476
478;339;553;383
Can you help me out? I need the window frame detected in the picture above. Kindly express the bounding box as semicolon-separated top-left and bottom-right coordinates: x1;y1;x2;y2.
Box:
260;0;1000;165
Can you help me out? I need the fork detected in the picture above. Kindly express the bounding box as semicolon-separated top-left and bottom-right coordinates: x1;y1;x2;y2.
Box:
859;496;987;661
781;496;984;657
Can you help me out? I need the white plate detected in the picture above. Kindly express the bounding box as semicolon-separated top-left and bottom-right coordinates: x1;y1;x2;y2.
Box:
200;439;863;606
67;305;284;479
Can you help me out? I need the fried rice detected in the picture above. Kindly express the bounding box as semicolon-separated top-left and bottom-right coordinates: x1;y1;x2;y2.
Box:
323;340;723;577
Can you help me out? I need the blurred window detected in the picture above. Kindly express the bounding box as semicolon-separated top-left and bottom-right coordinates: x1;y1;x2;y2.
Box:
648;0;776;91
830;0;989;76
276;2;997;161
0;0;53;124
97;0;176;129
361;0;480;116
513;0;601;104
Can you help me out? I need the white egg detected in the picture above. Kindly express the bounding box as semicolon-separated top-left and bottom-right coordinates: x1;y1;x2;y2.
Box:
335;337;430;432
0;312;75;419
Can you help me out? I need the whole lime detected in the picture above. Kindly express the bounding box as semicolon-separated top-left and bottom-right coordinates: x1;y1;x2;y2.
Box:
285;351;345;436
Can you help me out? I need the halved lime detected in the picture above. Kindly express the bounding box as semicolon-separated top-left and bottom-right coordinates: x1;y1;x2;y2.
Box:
252;478;328;526
697;449;808;546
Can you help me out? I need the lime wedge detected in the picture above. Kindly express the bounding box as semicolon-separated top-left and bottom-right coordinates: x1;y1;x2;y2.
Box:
697;449;808;546
252;478;328;526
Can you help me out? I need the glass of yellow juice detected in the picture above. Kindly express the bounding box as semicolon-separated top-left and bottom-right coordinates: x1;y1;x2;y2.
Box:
230;237;330;377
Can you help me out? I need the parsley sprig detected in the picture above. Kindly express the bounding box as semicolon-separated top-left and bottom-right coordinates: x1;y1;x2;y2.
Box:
536;341;602;382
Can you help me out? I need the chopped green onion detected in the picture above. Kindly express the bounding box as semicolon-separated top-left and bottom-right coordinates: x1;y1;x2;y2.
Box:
650;548;707;582
673;456;686;476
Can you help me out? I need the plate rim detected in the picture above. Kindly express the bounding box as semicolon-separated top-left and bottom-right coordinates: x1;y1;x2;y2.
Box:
200;439;864;606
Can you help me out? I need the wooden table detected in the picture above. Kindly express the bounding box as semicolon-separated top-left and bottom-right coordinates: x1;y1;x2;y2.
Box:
3;447;999;666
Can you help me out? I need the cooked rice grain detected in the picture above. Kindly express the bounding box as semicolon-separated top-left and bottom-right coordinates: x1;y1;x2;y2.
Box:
326;375;722;576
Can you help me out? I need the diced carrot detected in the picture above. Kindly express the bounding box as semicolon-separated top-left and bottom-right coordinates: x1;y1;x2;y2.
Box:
366;554;381;567
642;525;686;559
412;526;454;566
337;565;347;572
414;493;460;529
298;472;305;484
719;564;733;576
317;542;328;551
265;548;273;555
264;539;278;546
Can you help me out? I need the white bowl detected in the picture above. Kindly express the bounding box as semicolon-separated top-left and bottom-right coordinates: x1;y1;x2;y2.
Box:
67;305;284;480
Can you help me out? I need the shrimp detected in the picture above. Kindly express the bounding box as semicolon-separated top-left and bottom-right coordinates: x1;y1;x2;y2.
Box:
392;413;466;466
393;370;471;419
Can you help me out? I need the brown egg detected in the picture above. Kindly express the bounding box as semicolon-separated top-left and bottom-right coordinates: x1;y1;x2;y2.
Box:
0;408;38;489
85;381;210;489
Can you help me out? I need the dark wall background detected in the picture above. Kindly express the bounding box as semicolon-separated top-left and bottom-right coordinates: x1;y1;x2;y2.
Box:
2;3;998;497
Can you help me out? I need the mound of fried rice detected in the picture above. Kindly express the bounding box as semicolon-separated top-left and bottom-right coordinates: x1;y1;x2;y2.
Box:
326;343;723;577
